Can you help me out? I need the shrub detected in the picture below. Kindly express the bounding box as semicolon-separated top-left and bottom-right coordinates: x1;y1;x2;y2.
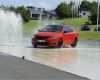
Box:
55;3;72;18
16;6;31;22
94;27;100;32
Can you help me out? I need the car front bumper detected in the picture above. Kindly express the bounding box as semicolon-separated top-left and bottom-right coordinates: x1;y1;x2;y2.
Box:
32;38;59;47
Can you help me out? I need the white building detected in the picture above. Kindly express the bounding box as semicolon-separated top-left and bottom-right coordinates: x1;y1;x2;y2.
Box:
79;11;91;18
27;6;57;20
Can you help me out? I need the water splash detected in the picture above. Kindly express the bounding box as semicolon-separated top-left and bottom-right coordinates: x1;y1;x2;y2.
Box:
0;9;23;46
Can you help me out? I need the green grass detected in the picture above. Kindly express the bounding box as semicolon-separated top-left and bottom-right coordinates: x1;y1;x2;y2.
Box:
23;18;100;41
63;18;88;27
80;31;100;41
23;18;88;31
23;20;38;32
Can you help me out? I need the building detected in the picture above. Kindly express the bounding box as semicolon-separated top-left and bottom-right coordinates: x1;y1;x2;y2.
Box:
27;6;57;20
79;11;91;18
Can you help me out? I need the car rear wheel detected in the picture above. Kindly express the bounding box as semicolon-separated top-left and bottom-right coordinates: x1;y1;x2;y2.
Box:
71;38;78;48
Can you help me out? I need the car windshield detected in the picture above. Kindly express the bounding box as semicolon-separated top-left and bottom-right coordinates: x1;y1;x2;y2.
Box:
39;25;62;32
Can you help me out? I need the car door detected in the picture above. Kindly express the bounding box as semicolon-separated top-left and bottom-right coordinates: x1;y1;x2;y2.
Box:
63;26;75;45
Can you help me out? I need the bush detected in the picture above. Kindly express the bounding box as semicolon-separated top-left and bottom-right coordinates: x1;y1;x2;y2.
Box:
94;27;100;32
55;3;72;18
80;25;91;31
89;12;100;25
85;21;91;25
89;13;97;24
16;6;31;22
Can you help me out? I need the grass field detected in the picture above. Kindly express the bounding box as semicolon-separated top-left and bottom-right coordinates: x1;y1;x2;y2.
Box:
23;18;89;32
80;31;100;41
24;20;38;32
62;18;88;27
23;18;100;41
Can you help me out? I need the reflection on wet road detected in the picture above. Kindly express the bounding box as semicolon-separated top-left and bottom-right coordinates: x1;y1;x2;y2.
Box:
31;49;77;64
0;47;99;80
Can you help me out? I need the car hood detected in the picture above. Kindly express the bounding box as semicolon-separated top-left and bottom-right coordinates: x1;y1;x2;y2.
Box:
35;32;62;37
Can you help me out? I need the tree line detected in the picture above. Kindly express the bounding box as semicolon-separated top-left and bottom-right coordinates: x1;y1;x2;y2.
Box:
55;0;100;25
0;0;99;24
0;6;31;22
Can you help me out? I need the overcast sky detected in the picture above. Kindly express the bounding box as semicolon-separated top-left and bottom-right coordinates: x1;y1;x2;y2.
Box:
0;0;97;10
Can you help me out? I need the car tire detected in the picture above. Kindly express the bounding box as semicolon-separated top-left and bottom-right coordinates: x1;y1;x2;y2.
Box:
57;40;63;48
71;38;78;48
34;44;37;48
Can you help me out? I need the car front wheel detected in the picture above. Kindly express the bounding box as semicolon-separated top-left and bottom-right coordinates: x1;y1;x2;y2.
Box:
34;44;37;48
57;40;63;48
71;38;78;48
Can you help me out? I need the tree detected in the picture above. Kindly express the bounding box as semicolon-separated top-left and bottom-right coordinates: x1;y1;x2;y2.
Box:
89;1;100;24
55;3;72;18
89;12;100;24
90;1;97;13
16;6;31;22
80;0;91;11
8;6;16;12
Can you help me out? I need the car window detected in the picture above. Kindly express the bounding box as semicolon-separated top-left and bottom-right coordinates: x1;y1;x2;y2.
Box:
40;25;62;32
63;26;73;33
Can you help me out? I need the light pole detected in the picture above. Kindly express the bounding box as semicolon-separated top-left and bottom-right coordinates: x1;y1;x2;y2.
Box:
70;0;74;19
72;4;74;19
64;0;74;19
78;0;81;18
97;0;100;32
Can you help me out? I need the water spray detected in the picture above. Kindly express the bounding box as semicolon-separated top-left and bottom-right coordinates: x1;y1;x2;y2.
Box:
0;9;23;46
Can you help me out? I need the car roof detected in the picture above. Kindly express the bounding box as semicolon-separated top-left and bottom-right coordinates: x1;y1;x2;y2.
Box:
47;24;61;26
46;25;63;29
63;25;73;29
63;25;74;32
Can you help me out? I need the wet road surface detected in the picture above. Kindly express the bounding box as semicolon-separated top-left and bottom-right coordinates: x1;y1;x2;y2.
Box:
0;52;90;80
22;37;100;48
0;37;99;80
0;47;99;80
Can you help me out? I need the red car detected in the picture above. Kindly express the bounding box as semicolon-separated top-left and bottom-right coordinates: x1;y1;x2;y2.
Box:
32;25;79;48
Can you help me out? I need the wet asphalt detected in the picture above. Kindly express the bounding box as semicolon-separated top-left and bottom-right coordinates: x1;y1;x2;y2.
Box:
0;39;99;80
0;52;90;80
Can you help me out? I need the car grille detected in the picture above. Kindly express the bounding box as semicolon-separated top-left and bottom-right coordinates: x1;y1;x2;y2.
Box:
35;36;49;40
36;41;48;45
